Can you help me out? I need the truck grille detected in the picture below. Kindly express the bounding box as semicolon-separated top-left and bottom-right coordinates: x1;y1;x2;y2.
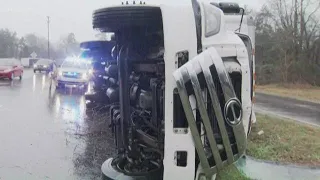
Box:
173;48;246;177
63;72;81;79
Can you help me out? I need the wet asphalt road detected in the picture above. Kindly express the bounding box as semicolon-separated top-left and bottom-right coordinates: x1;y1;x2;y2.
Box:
1;69;319;180
0;69;115;180
255;92;320;126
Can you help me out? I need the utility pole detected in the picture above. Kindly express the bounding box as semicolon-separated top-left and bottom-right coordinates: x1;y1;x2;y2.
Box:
47;16;50;59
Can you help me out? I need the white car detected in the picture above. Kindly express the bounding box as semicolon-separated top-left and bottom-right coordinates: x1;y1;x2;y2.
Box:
55;59;92;89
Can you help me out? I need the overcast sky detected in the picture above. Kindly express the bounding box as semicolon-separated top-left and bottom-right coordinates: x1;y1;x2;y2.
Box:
0;0;266;43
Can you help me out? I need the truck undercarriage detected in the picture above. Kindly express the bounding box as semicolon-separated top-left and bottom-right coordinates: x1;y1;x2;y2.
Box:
90;1;252;180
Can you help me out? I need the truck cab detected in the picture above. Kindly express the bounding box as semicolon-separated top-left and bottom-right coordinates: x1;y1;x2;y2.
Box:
219;2;257;127
92;1;255;179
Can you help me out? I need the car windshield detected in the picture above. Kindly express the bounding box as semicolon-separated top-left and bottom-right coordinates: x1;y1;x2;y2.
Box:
35;59;51;65
0;59;14;66
61;61;88;69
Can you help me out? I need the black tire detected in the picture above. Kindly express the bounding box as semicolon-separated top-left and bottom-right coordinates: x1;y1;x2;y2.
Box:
101;158;162;180
19;74;22;80
92;7;161;31
9;73;14;81
34;70;37;73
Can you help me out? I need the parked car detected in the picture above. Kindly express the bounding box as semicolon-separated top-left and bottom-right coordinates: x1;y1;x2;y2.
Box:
33;59;55;73
0;58;23;80
55;58;92;90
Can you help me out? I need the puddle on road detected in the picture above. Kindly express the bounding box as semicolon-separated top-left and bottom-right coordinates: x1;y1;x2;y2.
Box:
0;71;116;180
236;156;320;180
48;89;116;180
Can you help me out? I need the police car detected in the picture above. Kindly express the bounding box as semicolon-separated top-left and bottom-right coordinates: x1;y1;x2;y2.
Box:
55;58;92;90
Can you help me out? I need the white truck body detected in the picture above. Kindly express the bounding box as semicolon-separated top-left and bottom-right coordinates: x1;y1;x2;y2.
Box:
94;1;255;179
165;2;252;179
224;14;257;124
21;58;30;67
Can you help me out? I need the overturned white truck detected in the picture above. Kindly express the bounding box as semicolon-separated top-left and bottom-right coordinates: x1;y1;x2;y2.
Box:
92;0;255;179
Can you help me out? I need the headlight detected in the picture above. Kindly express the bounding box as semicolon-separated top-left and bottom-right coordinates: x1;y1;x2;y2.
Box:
203;2;221;37
43;65;47;68
82;73;88;80
4;69;12;73
33;65;37;68
58;71;63;76
88;69;93;74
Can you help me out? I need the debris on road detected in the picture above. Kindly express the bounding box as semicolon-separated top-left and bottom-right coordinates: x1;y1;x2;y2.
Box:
258;130;264;136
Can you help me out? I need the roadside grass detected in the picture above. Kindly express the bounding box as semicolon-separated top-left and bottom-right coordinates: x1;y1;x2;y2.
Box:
247;114;320;166
216;165;250;180
256;84;320;103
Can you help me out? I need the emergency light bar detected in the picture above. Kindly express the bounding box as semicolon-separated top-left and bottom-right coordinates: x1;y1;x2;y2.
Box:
65;57;92;64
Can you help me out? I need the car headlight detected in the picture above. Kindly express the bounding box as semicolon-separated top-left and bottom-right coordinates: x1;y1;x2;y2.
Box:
4;69;12;73
33;65;37;68
43;65;47;68
82;73;88;80
58;71;63;76
88;69;93;75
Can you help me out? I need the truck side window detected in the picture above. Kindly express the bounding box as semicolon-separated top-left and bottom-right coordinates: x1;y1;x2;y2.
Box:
203;3;221;37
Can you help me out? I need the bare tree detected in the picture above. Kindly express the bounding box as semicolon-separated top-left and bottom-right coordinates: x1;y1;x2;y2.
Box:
59;33;80;57
255;0;320;85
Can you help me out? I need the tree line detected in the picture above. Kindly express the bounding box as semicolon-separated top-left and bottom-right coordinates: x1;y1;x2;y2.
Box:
1;0;319;86
254;0;320;85
0;29;80;61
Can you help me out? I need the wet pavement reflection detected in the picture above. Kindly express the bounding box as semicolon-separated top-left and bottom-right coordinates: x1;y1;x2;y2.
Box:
0;70;115;180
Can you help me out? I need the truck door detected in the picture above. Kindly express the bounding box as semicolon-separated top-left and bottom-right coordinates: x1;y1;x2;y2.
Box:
173;47;247;178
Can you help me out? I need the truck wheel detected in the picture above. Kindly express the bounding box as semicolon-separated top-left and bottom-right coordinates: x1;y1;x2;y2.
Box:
101;158;163;180
93;7;158;30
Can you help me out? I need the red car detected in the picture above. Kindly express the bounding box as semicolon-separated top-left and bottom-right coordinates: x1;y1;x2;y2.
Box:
0;58;24;80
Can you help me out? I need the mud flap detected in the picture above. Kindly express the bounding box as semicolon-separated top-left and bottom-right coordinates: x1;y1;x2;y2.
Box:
173;47;247;179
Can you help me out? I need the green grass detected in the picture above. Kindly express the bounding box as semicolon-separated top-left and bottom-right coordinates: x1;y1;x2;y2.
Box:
247;114;320;166
216;165;250;180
